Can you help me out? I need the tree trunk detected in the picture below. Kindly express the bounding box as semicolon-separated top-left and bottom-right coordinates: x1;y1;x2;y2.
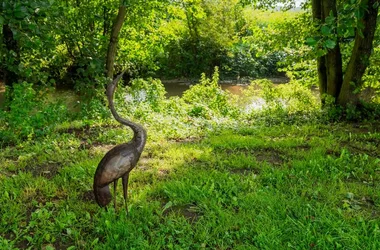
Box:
103;6;109;36
337;0;379;106
312;0;378;107
322;0;343;98
105;5;127;79
2;24;19;87
312;0;327;100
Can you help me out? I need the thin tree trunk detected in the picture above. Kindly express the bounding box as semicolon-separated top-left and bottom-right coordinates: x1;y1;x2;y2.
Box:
337;0;379;106
2;24;19;87
312;0;327;100
322;0;343;99
103;6;109;36
106;5;127;79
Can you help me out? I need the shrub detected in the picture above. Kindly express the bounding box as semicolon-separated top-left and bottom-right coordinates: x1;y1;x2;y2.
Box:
124;78;167;113
240;79;321;125
182;67;240;119
0;82;70;145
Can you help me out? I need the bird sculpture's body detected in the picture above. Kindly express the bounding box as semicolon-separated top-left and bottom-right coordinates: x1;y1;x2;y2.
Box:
93;72;147;211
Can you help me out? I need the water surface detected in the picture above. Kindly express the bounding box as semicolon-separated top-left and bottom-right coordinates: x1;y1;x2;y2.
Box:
161;77;289;97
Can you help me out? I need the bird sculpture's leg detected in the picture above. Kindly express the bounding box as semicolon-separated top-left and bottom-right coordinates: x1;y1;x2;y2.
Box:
113;179;118;211
122;172;130;215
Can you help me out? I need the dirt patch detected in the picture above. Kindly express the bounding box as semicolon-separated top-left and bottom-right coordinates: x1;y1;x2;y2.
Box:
230;168;260;175
295;144;311;151
89;144;116;156
326;149;341;157
361;196;376;207
367;137;380;144
25;205;38;225
341;142;379;158
355;137;380;147
158;169;170;179
343;122;380;134
86;143;115;151
16;239;30;249
81;190;95;202
24;162;62;179
170;137;203;143
4;232;16;241
65;124;91;136
342;196;378;218
135;157;150;172
52;242;76;250
163;204;201;224
61;124;121;139
225;148;285;166
250;148;285;165
136;165;149;171
3;154;19;161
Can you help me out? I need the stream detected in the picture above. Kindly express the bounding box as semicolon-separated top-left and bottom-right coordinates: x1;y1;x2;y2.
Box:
0;77;290;109
161;77;289;97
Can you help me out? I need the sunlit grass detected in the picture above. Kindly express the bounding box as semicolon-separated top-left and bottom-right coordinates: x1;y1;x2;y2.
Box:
1;121;379;249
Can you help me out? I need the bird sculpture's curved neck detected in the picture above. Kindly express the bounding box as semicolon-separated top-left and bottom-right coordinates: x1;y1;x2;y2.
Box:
106;72;147;152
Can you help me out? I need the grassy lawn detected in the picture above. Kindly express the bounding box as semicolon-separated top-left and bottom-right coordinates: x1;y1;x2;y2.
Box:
1;121;380;249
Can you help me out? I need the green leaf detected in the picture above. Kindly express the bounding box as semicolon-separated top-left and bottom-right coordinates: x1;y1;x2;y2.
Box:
162;201;173;212
321;26;331;36
306;37;317;46
91;238;99;246
13;6;28;19
324;39;336;49
354;9;364;19
325;13;335;25
0;15;4;25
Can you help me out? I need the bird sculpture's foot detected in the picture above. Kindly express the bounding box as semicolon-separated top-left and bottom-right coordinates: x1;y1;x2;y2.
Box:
114;179;118;212
122;173;130;216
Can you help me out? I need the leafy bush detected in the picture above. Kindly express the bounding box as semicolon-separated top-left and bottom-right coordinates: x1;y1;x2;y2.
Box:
0;82;70;145
321;99;380;122
222;42;285;78
243;79;319;113
363;45;380;103
240;79;321;125
182;67;239;119
124;78;167;112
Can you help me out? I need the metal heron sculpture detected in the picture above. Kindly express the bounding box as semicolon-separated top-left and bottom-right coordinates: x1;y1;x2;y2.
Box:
93;72;147;212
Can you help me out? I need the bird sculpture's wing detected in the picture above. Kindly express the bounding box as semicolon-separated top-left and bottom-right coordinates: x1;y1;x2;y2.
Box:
95;144;138;187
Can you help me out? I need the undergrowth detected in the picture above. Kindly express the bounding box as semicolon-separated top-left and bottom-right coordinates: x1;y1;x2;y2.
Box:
0;69;380;249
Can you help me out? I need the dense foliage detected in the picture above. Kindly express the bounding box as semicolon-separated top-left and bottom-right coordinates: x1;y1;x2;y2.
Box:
1;0;378;98
0;0;311;89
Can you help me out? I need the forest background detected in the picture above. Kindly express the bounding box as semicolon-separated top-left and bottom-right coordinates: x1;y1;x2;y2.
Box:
0;0;380;249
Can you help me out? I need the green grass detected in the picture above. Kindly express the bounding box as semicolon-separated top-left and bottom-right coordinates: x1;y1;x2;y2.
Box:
1;122;380;249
